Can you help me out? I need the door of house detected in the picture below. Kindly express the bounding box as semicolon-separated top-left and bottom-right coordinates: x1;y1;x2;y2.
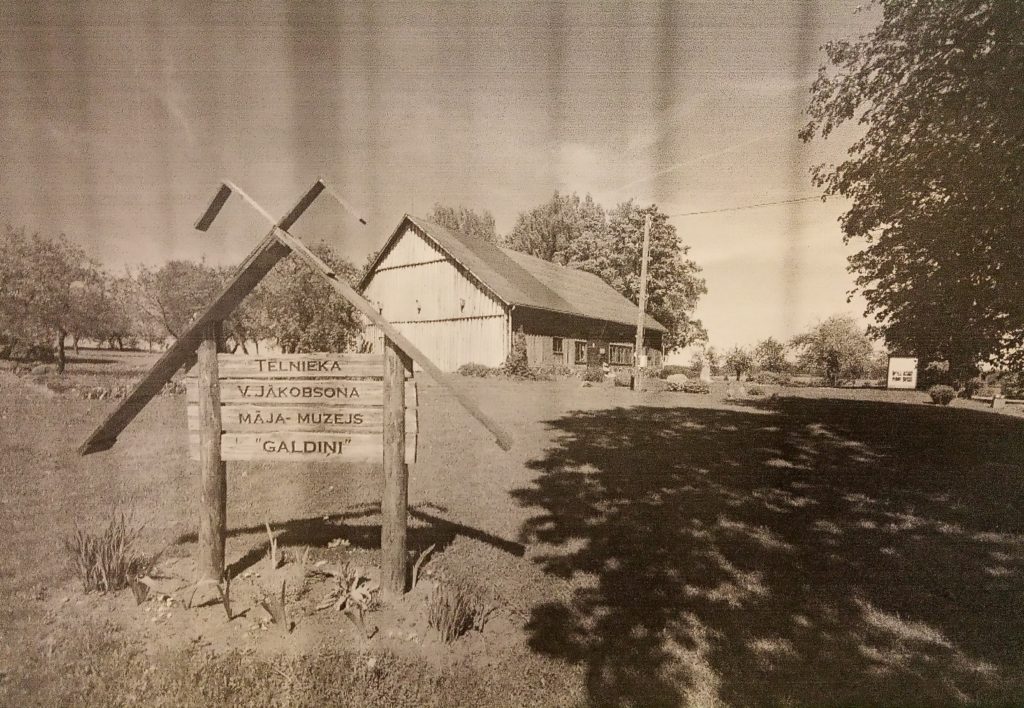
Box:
586;340;608;367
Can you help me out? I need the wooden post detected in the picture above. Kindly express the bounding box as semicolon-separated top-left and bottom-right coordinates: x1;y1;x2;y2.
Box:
381;337;411;596
197;322;226;582
632;213;652;392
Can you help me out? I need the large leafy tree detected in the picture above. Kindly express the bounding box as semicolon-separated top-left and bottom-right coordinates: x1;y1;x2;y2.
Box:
427;204;498;243
578;201;707;351
504;191;606;263
133;260;224;340
505;196;707;351
0;225;95;371
246;243;363;353
753;337;789;372
801;0;1024;379
724;346;754;381
791;314;875;387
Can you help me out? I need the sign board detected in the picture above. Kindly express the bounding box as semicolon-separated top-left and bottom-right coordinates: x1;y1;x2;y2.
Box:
186;353;417;463
887;356;918;389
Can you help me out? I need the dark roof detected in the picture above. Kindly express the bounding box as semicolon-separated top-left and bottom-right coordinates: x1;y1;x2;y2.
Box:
361;215;667;333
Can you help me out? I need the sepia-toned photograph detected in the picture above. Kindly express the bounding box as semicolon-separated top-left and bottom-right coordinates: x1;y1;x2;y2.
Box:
1;1;1022;705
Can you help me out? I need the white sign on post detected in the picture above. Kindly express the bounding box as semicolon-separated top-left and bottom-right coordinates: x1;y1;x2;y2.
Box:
887;356;918;389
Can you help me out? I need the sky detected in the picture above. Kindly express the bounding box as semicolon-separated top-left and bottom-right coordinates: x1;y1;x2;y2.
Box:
0;0;879;350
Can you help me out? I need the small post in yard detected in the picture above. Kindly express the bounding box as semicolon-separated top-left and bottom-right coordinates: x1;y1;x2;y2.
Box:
632;213;652;392
381;336;411;596
197;321;227;583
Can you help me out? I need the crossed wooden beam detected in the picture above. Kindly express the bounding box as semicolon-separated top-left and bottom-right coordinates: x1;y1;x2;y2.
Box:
78;179;513;456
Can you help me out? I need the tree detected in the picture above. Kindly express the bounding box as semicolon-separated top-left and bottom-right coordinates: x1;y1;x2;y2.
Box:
801;1;1024;381
791;314;875;387
0;225;94;372
724;346;754;381
704;346;722;376
753;337;788;372
505;192;606;263
246;243;363;353
506;197;707;351
427;204;498;243
134;260;224;340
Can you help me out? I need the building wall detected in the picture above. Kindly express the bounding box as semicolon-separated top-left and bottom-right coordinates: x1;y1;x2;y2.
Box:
363;224;509;371
513;308;663;368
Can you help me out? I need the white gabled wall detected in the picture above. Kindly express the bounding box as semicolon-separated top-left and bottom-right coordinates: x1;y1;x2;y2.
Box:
362;223;509;371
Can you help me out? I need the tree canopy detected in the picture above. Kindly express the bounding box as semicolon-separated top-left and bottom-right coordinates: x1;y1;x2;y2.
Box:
791;314;875;387
245;243;363;354
427;204;498;243
505;193;707;351
801;0;1024;377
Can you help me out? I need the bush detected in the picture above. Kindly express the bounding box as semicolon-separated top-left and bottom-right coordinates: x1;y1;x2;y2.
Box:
959;377;986;398
641;365;663;379
63;506;153;593
751;370;792;386
928;385;957;406
659;364;691;379
613;370;632;388
457;362;495;378
679;380;710;394
1000;372;1024;399
746;384;766;397
426;580;493;643
581;367;605;383
501;329;531;378
533;362;575;379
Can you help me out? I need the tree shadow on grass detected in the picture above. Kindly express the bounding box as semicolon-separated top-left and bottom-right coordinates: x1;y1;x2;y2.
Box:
513;397;1024;706
173;504;524;578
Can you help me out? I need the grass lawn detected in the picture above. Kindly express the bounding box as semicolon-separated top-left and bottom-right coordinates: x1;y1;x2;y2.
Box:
2;350;1024;706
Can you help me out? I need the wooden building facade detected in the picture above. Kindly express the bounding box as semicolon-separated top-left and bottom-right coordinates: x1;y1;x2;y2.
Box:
360;215;666;372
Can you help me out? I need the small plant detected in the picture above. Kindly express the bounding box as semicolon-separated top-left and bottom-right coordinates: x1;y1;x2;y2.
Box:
264;520;281;570
581;367;605;383
426;579;494;643
456;362;495;378
500;328;531;378
314;563;380;638
62;505;152;593
929;384;956;405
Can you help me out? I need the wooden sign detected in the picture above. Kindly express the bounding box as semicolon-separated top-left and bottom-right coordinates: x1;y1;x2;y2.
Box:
186;353;417;463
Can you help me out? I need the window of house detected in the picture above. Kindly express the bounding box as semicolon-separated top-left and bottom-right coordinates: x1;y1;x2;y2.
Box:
552;337;564;358
574;341;587;364
609;344;633;366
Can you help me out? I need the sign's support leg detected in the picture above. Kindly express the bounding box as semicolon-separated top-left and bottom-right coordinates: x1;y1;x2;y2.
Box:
381;337;411;596
197;321;227;583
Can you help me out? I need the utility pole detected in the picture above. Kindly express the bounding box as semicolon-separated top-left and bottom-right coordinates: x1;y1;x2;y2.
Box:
633;213;652;392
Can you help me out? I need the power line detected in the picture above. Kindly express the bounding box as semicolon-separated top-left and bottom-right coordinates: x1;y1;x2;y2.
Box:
667;195;822;218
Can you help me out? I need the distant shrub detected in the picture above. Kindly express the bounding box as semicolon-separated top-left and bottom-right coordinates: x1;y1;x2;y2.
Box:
752;370;792;386
581;367;605;383
613;370;632;388
959;377;985;399
1000;372;1024;399
659;364;691;379
746;384;766;397
928;385;956;406
63;505;153;593
680;380;711;394
641;365;663;379
533;362;575;379
457;363;496;378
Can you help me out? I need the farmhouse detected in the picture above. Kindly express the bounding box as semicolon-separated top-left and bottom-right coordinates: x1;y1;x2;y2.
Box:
360;215;666;372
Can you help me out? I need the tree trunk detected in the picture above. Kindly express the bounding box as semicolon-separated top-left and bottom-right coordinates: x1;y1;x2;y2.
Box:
72;334;80;355
56;330;66;374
